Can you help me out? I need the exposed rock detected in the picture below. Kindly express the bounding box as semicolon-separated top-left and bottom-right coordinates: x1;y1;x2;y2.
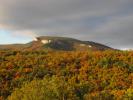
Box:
41;40;51;44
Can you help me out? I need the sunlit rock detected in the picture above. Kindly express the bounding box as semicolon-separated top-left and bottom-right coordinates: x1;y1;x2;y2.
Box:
41;40;51;44
88;45;92;48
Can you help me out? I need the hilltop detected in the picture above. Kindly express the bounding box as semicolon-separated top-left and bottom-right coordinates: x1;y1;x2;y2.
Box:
0;36;113;51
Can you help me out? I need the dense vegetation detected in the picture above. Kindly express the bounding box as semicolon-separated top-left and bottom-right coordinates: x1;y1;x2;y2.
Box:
0;50;133;100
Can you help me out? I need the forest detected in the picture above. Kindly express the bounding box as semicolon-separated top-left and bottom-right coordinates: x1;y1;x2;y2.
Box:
0;50;133;100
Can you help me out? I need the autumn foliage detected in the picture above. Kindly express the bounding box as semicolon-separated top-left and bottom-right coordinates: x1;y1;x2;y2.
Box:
0;50;133;99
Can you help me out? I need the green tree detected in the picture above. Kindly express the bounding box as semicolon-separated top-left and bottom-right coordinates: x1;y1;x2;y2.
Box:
8;76;79;100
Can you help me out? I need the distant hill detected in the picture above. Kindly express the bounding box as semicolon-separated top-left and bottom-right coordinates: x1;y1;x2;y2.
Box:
0;36;114;51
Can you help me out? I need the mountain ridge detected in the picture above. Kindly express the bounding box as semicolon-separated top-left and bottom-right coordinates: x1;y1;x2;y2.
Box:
0;36;114;51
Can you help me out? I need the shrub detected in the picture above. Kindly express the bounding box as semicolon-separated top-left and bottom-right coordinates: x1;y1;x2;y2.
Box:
8;76;79;100
123;89;133;100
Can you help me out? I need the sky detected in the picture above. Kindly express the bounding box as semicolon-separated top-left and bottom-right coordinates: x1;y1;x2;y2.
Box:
0;0;133;49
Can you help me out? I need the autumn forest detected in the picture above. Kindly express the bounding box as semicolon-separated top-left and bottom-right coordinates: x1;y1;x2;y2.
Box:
0;50;133;100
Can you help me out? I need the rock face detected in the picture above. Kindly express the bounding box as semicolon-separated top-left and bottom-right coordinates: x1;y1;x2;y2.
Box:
34;37;51;44
41;40;51;44
0;36;114;51
33;38;38;41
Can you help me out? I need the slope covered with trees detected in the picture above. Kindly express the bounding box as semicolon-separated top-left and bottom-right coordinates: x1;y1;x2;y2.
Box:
0;50;133;100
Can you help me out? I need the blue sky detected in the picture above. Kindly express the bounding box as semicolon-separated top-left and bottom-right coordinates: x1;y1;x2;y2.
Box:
0;0;133;49
0;30;32;44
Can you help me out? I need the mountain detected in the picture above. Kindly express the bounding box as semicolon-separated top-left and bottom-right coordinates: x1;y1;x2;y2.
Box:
0;36;114;51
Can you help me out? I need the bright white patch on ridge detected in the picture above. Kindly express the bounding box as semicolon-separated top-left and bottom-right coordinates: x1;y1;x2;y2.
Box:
88;45;92;48
34;38;38;41
41;40;51;44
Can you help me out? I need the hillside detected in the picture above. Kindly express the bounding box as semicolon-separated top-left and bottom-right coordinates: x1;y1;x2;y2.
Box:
0;50;133;100
0;36;113;51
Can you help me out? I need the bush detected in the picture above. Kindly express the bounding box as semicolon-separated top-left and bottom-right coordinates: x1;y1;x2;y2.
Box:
123;89;133;100
84;91;115;100
8;76;79;100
